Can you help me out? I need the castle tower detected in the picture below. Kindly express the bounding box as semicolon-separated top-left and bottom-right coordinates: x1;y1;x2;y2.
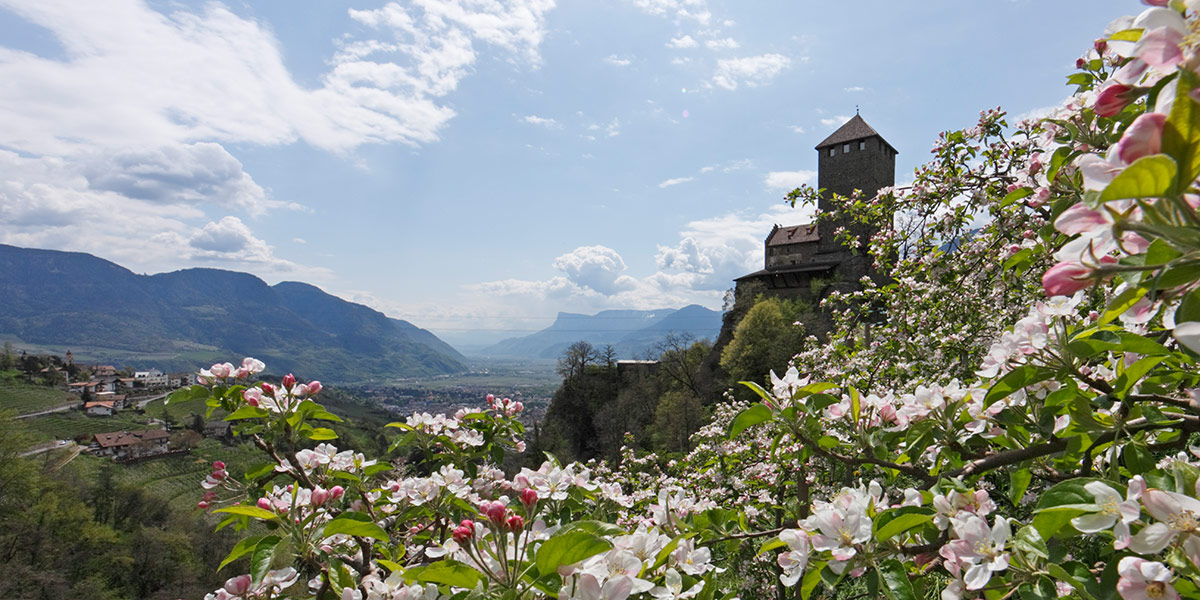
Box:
734;113;897;300
813;114;897;257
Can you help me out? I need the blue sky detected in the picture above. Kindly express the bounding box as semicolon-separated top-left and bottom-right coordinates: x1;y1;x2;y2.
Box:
0;0;1131;346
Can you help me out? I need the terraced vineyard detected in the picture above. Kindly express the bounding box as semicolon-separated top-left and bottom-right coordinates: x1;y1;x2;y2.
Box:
24;411;153;441
0;382;74;415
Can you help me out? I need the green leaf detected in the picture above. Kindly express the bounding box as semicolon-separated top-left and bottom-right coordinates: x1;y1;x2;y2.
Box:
1046;564;1097;600
214;505;279;521
985;365;1055;407
1014;525;1049;560
1009;468;1033;505
415;560;483;590
849;387;861;424
557;520;626;537
875;512;933;542
219;535;274;572
308;427;338;441
249;535;281;583
1099;155;1178;202
1163;69;1200;191
1109;28;1143;42
1099;286;1148;327
167;384;210;405
800;561;825;600
535;530;612;575
324;512;390;541
877;560;917;600
1179;287;1200;323
1113;356;1167;396
728;403;773;439
225;405;269;420
738;380;773;402
757;537;786;555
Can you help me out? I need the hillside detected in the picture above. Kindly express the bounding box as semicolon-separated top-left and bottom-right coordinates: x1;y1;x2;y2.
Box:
478;305;722;359
0;244;465;382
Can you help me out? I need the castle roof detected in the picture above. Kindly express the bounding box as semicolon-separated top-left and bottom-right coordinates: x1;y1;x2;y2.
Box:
815;114;897;153
766;223;819;246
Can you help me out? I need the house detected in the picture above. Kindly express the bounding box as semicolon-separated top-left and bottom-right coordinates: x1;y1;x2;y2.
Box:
94;392;127;410
169;372;196;388
90;429;170;460
119;377;139;390
735;114;896;301
203;420;233;442
68;381;98;394
92;365;117;378
84;401;115;416
134;369;168;387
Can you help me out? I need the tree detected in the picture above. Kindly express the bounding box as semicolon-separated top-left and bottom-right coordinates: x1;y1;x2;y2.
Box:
719;296;805;390
555;340;598;380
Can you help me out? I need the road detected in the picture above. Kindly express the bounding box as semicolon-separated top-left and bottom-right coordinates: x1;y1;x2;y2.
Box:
14;403;75;419
135;392;171;410
19;440;74;457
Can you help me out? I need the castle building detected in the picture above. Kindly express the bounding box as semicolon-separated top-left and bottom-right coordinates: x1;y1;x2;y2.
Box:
734;114;896;299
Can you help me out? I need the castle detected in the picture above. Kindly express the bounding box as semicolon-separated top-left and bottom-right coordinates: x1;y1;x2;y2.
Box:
734;114;896;299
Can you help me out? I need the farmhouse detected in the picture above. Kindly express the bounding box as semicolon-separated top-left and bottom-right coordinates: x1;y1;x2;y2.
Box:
90;429;170;460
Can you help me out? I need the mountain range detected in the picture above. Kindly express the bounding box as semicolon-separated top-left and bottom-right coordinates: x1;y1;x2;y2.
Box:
478;304;723;359
0;244;465;382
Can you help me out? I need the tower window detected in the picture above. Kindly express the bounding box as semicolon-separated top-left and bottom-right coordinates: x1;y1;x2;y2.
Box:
859;140;866;150
828;148;835;157
843;143;850;153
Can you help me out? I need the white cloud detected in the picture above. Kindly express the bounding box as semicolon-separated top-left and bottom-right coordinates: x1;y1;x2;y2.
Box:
790;125;806;134
80;142;290;217
629;0;711;24
764;170;817;191
711;53;791;90
603;54;632;67
0;150;314;278
666;35;698;49
550;245;637;295
844;86;864;93
0;0;556;156
705;37;739;50
522;114;560;128
658;176;694;188
654;201;814;291
820;115;852;129
605;118;621;137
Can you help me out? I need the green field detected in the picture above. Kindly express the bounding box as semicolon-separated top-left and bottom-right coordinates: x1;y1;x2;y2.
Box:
23;411;154;442
0;382;74;415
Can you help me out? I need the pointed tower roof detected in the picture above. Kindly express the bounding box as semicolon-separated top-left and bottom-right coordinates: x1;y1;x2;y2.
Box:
814;114;896;153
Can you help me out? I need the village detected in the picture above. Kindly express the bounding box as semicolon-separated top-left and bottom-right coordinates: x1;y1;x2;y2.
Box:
6;348;234;462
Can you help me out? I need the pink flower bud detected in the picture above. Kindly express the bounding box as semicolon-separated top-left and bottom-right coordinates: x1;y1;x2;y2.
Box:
311;487;330;507
482;501;507;524
1094;38;1107;55
243;387;261;407
212;469;227;480
1116;112;1166;164
224;575;253;596
452;525;473;543
486;393;495;406
521;488;538;508
261;382;275;395
203;491;217;501
330;485;344;500
197;501;210;510
213;461;225;471
307;381;322;395
513;401;524;413
257;497;273;512
282;373;296;390
1043;261;1094;297
1076;57;1086;69
1094;83;1139;117
506;514;524;532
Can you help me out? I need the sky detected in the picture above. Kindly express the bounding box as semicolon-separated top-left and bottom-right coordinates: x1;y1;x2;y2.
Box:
0;0;1135;348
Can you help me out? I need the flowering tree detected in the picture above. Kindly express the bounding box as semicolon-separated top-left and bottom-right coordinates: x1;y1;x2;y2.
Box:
183;2;1200;599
